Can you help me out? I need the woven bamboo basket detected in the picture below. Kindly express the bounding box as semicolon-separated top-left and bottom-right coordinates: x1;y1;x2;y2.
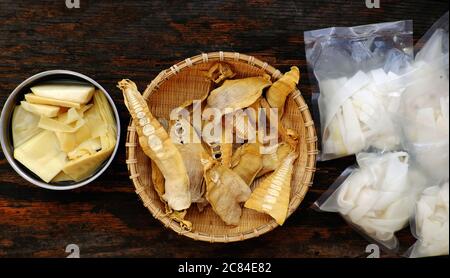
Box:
125;51;317;243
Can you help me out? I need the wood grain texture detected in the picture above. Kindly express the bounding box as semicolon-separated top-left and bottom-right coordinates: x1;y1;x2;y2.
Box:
0;0;448;258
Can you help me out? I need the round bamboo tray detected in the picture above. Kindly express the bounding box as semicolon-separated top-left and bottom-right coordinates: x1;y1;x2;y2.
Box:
125;51;317;243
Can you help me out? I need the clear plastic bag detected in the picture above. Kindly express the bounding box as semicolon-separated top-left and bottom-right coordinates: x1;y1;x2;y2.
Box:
402;12;450;258
314;152;427;250
406;181;449;258
305;21;414;161
399;12;449;183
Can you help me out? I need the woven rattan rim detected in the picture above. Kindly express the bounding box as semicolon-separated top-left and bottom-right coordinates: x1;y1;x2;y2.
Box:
125;51;318;242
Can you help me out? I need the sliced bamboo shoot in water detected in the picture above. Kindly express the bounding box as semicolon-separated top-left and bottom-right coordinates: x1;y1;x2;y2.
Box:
51;171;74;183
14;130;67;183
25;93;82;109
58;107;83;124
63;91;117;181
55;124;91;153
84;105;107;138
67;137;102;160
20;101;60;118
62;136;115;182
31;83;95;104
38;116;85;133
12;105;42;148
56;104;92;121
12;86;116;184
62;91;118;181
93;90;117;137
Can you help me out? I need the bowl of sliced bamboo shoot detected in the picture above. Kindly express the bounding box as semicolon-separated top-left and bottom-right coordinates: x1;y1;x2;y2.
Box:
0;70;120;190
122;52;317;242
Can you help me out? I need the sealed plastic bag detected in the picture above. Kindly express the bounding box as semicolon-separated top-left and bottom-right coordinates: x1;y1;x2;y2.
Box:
314;152;426;250
407;181;449;258
399;12;449;182
305;21;414;160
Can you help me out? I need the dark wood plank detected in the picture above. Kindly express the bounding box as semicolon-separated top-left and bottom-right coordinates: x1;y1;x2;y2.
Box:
0;0;448;258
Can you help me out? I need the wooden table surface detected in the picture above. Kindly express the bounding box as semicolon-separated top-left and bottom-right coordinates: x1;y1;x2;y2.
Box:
0;0;448;258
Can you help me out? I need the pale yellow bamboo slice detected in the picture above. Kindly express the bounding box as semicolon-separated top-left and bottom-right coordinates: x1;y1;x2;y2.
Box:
25;93;82;109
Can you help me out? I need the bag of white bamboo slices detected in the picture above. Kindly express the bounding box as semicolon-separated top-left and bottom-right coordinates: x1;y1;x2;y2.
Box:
313;152;427;250
402;12;450;258
406;181;449;258
399;12;449;183
305;21;414;161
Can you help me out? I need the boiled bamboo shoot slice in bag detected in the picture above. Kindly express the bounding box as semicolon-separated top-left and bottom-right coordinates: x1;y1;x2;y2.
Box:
334;170;371;215
30;83;95;104
207;75;272;111
408;182;449;258
342;99;365;155
20;101;60;118
318;68;406;160
266;66;300;117
25;93;82;109
14;130;67;183
317;152;426;249
118;79;191;211
245;152;298;225
323;111;347;156
11;105;42;148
